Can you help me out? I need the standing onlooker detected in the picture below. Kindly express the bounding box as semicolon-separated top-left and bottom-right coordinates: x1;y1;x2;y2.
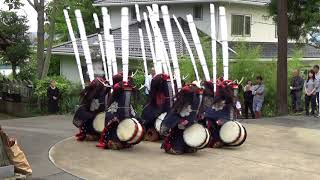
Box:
47;80;60;114
304;70;317;116
253;76;265;119
290;69;304;113
243;80;255;119
313;65;320;114
144;67;156;96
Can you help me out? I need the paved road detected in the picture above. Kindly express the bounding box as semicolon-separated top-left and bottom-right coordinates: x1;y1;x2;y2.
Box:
50;116;320;180
0;115;81;179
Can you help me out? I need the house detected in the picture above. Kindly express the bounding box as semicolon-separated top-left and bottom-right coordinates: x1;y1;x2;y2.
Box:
51;0;320;83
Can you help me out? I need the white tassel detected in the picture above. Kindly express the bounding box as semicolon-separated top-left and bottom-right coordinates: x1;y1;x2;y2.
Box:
63;9;85;89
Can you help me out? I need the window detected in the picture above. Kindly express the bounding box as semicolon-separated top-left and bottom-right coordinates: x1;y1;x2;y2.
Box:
231;14;251;36
131;6;137;20
193;5;203;20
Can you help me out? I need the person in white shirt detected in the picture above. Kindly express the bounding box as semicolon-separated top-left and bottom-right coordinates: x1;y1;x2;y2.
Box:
144;68;156;96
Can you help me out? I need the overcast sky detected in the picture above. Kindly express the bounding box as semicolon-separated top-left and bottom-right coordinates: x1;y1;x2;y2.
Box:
0;0;49;32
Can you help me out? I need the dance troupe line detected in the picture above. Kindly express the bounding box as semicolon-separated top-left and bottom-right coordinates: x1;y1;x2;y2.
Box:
67;4;247;155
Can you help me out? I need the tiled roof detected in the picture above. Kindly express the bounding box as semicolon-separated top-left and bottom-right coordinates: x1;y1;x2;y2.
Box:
228;42;320;59
51;17;197;60
93;0;270;6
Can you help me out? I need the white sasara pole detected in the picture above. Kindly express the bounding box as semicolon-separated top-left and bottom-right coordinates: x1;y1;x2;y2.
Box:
210;4;217;92
219;6;229;80
75;9;95;82
93;13;108;81
63;9;85;89
121;7;129;82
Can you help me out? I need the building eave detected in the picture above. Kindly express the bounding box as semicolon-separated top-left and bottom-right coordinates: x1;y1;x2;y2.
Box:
93;0;269;7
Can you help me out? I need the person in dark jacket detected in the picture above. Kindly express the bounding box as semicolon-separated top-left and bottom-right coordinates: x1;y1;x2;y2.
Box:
243;80;255;119
47;80;60;114
290;69;304;113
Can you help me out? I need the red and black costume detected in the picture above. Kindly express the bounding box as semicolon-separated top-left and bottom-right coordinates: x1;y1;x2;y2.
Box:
140;74;174;141
96;73;137;150
73;78;110;141
160;84;203;154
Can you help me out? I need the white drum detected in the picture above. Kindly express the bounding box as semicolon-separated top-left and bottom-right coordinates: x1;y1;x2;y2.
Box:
117;118;144;144
93;113;105;133
219;121;247;146
183;123;210;149
154;112;167;132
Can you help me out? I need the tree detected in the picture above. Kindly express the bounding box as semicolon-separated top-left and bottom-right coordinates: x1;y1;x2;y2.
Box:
268;0;320;47
0;11;31;78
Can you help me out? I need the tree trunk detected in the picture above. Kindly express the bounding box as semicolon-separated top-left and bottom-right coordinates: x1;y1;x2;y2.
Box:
11;65;16;79
41;5;57;79
277;0;288;115
36;0;45;79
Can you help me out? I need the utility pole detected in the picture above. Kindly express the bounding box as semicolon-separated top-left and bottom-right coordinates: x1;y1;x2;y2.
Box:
277;0;288;115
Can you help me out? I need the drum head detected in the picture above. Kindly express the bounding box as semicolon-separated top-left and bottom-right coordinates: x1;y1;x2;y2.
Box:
128;118;144;144
93;113;105;133
198;128;210;149
183;124;207;148
229;121;247;146
117;118;137;142
219;121;241;144
154;112;167;132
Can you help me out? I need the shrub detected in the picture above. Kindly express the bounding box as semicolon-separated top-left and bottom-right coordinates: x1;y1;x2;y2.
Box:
34;76;81;113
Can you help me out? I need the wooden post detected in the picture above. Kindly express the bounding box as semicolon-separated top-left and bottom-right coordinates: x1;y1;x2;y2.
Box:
277;0;288;115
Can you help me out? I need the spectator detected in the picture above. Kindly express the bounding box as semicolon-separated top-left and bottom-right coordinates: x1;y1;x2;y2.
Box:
304;70;317;116
144;67;156;96
243;80;255;119
47;80;60;114
290;69;304;113
313;65;320;114
253;76;265;119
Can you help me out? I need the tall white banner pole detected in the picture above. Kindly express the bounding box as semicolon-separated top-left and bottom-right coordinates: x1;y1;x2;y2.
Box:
173;15;200;83
210;4;217;91
135;5;148;81
143;12;158;73
121;7;129;82
219;6;229;80
101;7;113;85
93;13;108;80
187;14;210;81
161;5;182;90
75;9;95;82
63;9;85;89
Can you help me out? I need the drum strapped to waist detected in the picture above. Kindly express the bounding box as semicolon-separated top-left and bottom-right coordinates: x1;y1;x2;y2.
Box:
117;118;144;144
93;112;105;133
154;112;167;132
219;121;247;146
183;123;210;149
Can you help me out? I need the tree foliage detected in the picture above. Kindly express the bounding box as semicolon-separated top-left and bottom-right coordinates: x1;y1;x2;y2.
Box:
268;0;320;46
46;0;101;43
0;11;31;78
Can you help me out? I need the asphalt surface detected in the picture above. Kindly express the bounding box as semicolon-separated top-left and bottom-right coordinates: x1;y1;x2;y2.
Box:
50;115;320;180
0;115;81;180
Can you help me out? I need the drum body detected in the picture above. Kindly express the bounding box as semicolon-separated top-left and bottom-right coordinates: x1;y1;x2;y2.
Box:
219;121;247;146
117;118;144;144
93;112;105;133
183;123;210;149
154;112;167;132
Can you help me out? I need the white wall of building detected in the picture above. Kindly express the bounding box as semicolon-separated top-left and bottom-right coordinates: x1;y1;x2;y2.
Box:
59;56;82;83
108;3;276;42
